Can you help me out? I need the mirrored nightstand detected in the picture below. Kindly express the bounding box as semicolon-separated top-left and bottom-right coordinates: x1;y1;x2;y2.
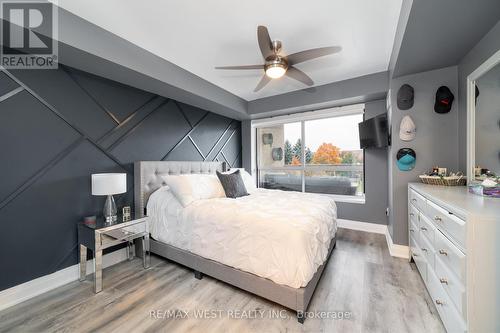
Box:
77;214;149;293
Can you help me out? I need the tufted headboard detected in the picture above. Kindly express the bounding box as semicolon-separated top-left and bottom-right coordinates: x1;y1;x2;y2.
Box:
134;161;226;217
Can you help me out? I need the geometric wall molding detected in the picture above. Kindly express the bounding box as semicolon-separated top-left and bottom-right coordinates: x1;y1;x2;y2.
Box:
0;65;241;291
0;70;19;96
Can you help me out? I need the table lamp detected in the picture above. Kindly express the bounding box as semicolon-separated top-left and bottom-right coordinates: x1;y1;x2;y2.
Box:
91;173;127;222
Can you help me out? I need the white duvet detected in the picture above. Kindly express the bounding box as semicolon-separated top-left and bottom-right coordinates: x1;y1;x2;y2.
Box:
147;187;337;288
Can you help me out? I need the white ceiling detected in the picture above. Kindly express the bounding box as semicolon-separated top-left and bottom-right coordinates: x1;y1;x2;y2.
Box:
54;0;402;101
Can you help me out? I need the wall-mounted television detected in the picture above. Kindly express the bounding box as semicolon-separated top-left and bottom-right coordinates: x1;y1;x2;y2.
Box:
358;113;389;149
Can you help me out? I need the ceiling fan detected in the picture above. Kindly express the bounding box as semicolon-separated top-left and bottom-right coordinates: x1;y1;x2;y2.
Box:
215;26;341;92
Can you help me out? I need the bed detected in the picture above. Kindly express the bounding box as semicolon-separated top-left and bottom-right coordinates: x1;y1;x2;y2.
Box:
134;161;337;323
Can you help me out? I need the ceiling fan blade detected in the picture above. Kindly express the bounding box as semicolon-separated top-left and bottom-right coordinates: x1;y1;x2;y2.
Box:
287;46;342;65
215;65;264;70
254;75;271;92
257;26;273;60
286;66;314;86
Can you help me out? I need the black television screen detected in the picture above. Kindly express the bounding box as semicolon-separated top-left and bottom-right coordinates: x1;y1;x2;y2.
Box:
358;113;389;149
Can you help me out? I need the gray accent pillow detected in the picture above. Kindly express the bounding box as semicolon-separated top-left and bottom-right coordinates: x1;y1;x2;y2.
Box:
216;170;249;198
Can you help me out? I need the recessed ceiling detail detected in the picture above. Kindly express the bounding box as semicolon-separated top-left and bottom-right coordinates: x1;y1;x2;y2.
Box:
54;0;402;101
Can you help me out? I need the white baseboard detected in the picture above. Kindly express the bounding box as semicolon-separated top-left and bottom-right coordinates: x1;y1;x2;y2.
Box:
337;219;409;259
337;219;387;234
0;248;128;312
384;228;410;259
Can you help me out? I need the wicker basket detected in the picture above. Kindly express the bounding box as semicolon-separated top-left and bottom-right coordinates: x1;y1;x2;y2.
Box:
419;175;466;186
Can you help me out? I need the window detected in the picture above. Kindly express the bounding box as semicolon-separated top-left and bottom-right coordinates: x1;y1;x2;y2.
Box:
255;105;364;200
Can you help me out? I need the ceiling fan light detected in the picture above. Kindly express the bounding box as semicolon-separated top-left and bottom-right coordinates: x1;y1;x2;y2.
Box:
265;64;286;79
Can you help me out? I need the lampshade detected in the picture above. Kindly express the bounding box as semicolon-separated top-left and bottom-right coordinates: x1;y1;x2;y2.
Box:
91;173;127;196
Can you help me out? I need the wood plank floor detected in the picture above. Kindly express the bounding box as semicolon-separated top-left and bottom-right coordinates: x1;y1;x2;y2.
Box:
0;228;445;333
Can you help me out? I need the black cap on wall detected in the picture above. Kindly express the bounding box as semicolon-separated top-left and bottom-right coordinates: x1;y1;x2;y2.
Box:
397;84;414;110
434;86;454;114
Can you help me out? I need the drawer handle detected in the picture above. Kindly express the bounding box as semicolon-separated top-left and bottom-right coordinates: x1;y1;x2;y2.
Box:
420;227;427;231
439;278;448;284
410;229;415;233
411;198;417;202
434;216;442;222
435;299;445;306
438;249;448;256
421;248;428;252
409;213;415;216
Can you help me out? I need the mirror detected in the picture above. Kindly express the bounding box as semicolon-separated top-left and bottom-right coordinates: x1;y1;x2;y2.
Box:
467;50;500;182
475;64;500;178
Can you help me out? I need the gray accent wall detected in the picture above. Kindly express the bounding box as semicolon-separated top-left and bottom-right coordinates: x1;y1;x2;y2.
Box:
241;120;253;173
388;66;459;245
336;100;388;224
0;66;241;291
458;19;500;171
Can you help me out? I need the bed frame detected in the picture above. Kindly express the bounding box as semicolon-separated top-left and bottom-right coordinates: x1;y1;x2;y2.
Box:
134;161;336;323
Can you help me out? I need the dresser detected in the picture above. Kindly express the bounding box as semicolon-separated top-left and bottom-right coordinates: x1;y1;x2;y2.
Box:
408;183;499;333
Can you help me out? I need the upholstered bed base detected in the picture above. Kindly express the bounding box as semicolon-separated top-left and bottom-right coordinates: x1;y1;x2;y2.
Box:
142;236;336;322
134;161;336;323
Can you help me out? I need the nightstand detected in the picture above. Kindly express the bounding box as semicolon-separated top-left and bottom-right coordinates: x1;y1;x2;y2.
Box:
77;214;150;293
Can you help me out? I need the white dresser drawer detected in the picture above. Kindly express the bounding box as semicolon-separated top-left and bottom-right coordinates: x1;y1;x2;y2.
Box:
426;200;466;251
409;189;427;212
419;214;436;246
409;218;419;243
435;256;467;319
420;232;435;270
409;231;419;256
410;235;427;282
409;204;419;222
435;230;466;283
427;269;466;333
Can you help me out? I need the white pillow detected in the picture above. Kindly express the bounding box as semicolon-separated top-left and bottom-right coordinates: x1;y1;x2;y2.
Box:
161;174;225;207
224;168;257;193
